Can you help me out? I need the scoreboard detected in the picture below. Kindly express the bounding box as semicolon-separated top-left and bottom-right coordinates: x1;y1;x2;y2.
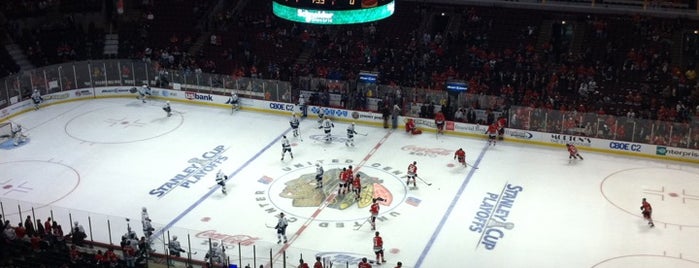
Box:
272;0;393;10
272;0;395;25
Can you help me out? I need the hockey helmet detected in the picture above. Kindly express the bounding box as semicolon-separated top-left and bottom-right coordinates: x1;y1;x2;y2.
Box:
142;207;147;212
172;235;177;240
212;241;219;247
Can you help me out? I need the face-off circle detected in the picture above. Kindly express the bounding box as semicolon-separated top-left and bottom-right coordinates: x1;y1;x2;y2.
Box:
65;105;183;144
0;160;80;214
592;254;699;267
267;165;407;222
600;167;699;227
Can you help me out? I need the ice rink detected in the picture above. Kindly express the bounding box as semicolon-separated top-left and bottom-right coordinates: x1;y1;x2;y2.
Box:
2;98;699;268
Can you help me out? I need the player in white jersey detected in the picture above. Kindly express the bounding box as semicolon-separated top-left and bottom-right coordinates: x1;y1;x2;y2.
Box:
317;108;325;127
31;89;43;110
11;124;28;146
281;135;293;160
163;101;172;117
345;122;358;147
275;212;289;244
289;113;300;137
319;118;334;142
137;84;151;103
406;161;418;188
216;170;228;195
226;92;239;112
205;241;226;265
315;163;324;189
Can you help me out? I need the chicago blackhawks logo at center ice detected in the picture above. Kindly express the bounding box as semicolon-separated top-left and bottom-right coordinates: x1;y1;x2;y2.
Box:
469;183;523;250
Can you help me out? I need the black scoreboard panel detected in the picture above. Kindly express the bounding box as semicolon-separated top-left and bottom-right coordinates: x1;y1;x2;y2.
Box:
272;0;393;10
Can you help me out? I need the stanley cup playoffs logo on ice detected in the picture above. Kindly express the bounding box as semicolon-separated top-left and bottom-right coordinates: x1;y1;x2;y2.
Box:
469;183;523;250
149;145;228;198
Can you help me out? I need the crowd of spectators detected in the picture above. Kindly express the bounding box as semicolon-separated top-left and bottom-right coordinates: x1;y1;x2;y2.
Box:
0;211;161;267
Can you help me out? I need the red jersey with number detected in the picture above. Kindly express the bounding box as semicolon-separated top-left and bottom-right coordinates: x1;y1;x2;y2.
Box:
370;202;380;216
358;262;372;268
455;149;465;162
567;145;578;154
353;176;361;189
373;235;383;249
487;124;498;134
407;163;417;175
435;112;445;123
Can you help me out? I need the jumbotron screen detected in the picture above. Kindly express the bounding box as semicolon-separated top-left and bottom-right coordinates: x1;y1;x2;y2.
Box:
272;0;395;25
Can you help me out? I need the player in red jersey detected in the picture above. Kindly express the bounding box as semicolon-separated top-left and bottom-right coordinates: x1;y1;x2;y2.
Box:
313;256;323;268
406;161;417;188
373;231;386;264
346;165;354;193
352;174;362;201
566;143;584;161
454;148;466;167
640;198;654;227
485;123;498;146
338;167;348;195
405;118;421;135
298;258;310;268
369;198;383;230
497;116;507;140
435;110;446;135
358;257;372;268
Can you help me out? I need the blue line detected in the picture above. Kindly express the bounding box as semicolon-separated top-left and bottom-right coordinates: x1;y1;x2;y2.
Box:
153;127;292;239
414;143;490;268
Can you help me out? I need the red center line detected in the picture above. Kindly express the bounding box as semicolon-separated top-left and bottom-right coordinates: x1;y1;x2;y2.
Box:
267;130;394;267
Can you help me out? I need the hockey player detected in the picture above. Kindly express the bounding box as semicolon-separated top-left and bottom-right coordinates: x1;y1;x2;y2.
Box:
319;118;334;142
373;231;386;264
345;165;354;193
31;89;43;110
406;161;417;188
435;110;446;135
137;84;151;103
226;92;239;112
168;235;186;257
281;135;293;160
216;170;228;195
369;197;385;230
298;94;307;118
338;167;348;195
640;198;654;227
140;207;155;241
454;148;466;167
298;258;310;268
163;101;172;117
205;241;225;265
405;118;421;135
352;174;362;201
485;123;498;146
497;116;507;140
315;163;324;189
346;123;358;147
313;256;323;268
317;108;325;127
358;257;372;268
290;113;301;137
566;143;583;161
11;124;28;146
275;212;289;244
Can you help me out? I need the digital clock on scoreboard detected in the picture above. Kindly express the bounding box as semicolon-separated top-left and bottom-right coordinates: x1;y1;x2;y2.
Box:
272;0;395;25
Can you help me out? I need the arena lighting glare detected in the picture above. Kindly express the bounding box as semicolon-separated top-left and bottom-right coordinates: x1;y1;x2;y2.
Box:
272;0;395;25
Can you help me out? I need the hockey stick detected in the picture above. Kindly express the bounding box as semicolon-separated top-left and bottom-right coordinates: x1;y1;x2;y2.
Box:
357;132;368;136
265;223;277;229
465;163;479;169
353;217;371;230
416;175;432;186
